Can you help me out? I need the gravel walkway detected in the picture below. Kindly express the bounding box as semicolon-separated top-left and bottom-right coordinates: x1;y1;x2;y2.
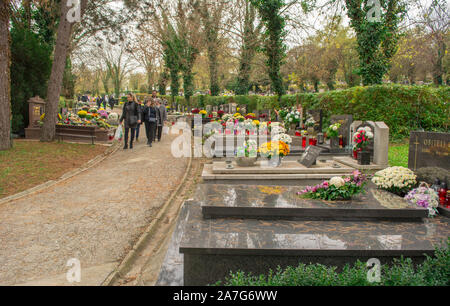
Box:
0;131;188;285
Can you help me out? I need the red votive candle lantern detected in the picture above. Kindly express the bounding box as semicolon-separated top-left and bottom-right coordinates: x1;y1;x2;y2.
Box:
339;136;344;148
302;137;306;148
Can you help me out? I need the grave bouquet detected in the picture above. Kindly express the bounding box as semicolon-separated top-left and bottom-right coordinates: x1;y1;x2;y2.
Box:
272;133;293;145
372;167;417;197
353;127;374;151
258;141;290;160
326;123;341;139
284;110;301;125
405;183;440;217
298;171;368;201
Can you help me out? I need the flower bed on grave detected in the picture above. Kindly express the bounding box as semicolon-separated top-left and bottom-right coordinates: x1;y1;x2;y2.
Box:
34;107;119;142
297;166;445;218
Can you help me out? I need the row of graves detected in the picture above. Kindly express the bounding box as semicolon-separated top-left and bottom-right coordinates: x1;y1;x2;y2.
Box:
156;106;450;286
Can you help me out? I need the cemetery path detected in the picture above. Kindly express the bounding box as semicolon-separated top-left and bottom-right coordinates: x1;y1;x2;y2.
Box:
0;132;189;286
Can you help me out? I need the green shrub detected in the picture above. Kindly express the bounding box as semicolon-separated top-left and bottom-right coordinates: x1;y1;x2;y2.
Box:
216;240;449;286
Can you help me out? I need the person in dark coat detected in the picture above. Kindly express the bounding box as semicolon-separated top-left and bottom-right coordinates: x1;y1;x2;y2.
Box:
155;100;168;142
119;93;142;150
143;98;160;147
135;99;144;142
109;96;115;110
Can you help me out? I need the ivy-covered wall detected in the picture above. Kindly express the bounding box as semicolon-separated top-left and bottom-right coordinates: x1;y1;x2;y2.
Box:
164;85;449;140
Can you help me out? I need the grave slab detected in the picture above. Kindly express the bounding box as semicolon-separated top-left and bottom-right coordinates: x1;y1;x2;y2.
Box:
212;160;355;175
197;184;428;220
333;156;387;171
202;164;355;181
179;201;450;286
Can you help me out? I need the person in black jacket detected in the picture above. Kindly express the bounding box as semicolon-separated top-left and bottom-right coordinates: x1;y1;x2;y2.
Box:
143;98;160;147
119;93;142;150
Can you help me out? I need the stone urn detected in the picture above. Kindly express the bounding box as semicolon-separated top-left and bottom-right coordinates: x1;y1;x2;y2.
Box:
288;123;297;136
235;157;257;167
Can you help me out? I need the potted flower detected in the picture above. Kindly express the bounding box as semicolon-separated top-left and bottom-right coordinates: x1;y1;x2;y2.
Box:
258;141;290;167
326;123;341;148
284;110;301;135
352;127;374;164
199;110;208;118
372;167;417;197
298;171;367;201
305;116;316;135
191;108;200;115
235;140;258;167
405;183;440;217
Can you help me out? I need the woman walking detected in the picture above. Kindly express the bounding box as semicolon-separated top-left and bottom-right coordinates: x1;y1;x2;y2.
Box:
143;98;160;147
119;93;142;150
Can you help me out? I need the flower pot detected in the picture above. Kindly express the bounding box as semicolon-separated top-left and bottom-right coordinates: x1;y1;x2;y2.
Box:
358;150;371;165
288;123;297;136
235;157;257;167
353;148;362;160
268;157;282;168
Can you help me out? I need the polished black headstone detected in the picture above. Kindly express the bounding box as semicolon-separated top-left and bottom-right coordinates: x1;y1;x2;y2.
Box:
409;131;450;171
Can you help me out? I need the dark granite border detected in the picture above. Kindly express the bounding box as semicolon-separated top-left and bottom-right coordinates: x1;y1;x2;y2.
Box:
202;206;428;221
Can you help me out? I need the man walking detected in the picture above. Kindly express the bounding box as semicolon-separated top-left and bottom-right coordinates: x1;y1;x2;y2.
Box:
155;99;167;142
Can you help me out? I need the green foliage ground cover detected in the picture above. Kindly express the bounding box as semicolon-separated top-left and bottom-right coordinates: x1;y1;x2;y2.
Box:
215;240;449;286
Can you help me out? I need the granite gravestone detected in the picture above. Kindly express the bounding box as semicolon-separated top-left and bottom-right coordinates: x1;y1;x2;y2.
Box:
330;115;353;150
298;146;322;168
409;131;450;171
307;110;323;133
223;104;230;114
212;106;219;113
238;105;247;115
230;103;237;114
206;105;213;114
28;96;46;128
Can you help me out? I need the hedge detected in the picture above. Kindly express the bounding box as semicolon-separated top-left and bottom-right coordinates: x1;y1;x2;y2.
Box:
215;240;449;286
163;85;449;140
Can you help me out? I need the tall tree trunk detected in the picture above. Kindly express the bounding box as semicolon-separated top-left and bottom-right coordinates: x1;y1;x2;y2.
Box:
0;0;11;150
41;0;87;142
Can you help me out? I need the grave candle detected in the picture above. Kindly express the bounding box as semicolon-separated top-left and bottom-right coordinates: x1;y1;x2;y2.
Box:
439;183;448;206
302;137;306;148
339;136;344;148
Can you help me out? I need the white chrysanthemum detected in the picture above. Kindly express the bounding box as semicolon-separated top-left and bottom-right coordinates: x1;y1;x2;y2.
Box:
330;177;346;188
365;127;372;133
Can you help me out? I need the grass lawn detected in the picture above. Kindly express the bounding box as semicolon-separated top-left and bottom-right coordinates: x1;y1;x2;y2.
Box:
388;141;409;168
0;140;108;199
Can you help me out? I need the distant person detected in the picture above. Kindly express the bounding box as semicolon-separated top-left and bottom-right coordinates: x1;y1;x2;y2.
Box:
143;98;159;147
119;93;142;150
109;96;115;110
135;98;144;143
155;100;167;142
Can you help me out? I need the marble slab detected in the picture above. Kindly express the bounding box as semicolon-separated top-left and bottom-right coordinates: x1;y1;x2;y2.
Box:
156;202;449;286
203;164;355;181
196;184;428;220
212;161;355;175
181;201;449;256
333;156;387;171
